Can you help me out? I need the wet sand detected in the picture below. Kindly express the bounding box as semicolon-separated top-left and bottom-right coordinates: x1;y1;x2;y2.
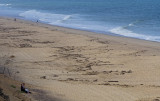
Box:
0;17;160;101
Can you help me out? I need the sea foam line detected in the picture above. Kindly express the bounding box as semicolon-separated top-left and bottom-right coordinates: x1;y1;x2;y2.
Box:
19;10;73;24
109;26;160;42
19;10;160;42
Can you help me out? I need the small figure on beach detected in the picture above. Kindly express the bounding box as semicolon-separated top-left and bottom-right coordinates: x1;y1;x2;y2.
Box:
21;83;31;93
14;18;16;21
36;20;39;23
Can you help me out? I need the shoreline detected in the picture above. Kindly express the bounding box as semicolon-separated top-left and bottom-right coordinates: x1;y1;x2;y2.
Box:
0;17;160;101
1;16;160;44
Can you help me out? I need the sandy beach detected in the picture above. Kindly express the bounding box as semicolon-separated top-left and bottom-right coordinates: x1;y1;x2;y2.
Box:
0;17;160;101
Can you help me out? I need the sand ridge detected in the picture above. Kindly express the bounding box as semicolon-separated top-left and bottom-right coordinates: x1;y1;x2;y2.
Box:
0;17;160;101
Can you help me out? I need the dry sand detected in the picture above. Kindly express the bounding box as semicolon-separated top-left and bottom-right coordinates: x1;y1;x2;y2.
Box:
0;17;160;101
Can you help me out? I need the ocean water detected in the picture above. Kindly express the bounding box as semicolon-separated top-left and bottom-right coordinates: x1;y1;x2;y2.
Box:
0;0;160;42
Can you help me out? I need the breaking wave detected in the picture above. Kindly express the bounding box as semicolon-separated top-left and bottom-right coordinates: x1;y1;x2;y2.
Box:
109;24;160;42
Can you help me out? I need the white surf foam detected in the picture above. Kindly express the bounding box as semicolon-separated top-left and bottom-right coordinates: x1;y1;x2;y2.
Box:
128;20;144;27
109;26;160;42
0;4;11;6
57;15;72;23
19;10;72;24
